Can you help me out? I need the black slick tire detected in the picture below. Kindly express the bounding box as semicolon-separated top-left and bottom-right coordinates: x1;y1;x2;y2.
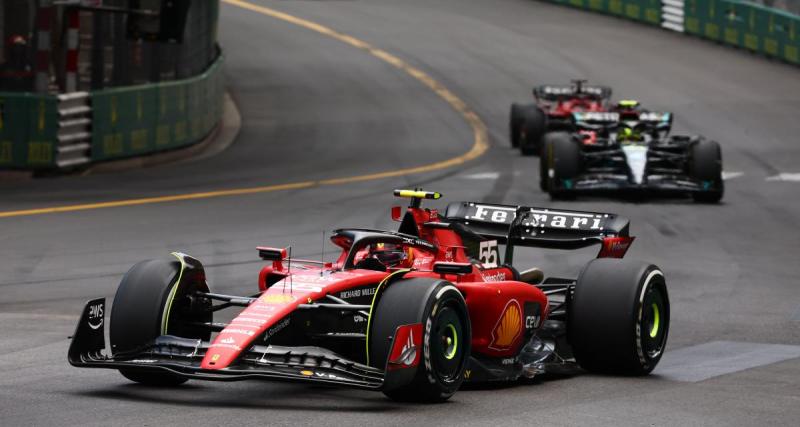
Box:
569;258;670;375
110;257;211;386
690;139;724;203
518;105;547;156
369;278;470;403
546;132;581;200
509;103;523;148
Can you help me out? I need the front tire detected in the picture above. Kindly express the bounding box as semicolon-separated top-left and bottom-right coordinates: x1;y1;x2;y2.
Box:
690;139;724;203
509;103;523;148
110;256;212;386
546;132;581;200
369;278;471;403
518;105;547;156
569;258;670;375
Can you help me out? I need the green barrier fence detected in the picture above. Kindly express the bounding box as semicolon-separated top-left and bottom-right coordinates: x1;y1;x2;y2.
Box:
0;93;58;169
685;0;798;64
91;56;225;162
545;0;662;25
0;55;223;171
541;0;800;65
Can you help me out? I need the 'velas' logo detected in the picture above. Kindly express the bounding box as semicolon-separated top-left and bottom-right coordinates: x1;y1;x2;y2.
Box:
490;300;522;350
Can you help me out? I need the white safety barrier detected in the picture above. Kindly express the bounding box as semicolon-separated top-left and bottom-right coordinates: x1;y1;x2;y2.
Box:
56;92;92;168
661;0;685;33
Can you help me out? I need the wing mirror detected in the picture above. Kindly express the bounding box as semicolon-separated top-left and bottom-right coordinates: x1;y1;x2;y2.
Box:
432;262;473;275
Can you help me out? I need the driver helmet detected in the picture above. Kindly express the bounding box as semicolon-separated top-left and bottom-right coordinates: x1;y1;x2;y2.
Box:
617;126;643;142
371;243;407;268
617;99;641;110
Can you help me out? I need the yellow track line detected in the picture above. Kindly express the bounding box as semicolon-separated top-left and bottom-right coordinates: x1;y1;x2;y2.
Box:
0;0;489;219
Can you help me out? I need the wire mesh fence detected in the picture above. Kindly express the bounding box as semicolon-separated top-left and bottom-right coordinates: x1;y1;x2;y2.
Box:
0;1;36;91
0;0;219;93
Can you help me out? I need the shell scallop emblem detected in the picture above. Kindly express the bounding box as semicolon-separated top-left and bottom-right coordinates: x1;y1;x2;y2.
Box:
490;300;523;350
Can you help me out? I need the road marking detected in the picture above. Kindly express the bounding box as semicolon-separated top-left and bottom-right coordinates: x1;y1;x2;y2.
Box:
766;173;800;182
722;171;743;180
655;341;800;382
461;172;500;180
0;0;489;219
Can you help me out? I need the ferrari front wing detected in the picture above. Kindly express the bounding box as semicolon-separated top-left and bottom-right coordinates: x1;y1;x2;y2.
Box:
68;298;384;389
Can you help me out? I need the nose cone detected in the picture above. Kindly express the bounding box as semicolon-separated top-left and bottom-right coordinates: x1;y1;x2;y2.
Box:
622;145;648;185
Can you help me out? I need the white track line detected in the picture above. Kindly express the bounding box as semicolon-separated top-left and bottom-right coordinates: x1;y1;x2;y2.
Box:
766;173;800;182
722;171;744;180
461;172;500;180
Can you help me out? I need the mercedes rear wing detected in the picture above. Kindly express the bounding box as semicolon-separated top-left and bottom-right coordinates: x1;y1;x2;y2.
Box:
444;202;633;261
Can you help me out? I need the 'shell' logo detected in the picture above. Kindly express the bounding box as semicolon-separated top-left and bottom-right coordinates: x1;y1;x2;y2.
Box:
489;300;522;350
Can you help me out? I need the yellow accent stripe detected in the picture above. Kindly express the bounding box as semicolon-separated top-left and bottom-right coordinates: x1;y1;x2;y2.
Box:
161;252;188;335
0;182;316;218
0;0;488;219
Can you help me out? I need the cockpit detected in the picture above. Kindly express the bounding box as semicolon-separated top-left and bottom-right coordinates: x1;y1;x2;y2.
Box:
330;229;439;272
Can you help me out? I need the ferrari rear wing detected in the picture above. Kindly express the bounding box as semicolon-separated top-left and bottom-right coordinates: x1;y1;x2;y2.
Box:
444;202;632;260
533;83;612;101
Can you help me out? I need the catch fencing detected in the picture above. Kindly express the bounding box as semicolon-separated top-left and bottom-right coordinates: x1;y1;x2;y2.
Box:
0;1;224;171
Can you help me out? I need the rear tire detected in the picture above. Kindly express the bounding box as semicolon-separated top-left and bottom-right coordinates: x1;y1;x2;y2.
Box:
518;105;547;156
569;258;670;375
369;278;471;403
110;256;212;386
690;139;724;203
509;103;523;148
546;132;581;200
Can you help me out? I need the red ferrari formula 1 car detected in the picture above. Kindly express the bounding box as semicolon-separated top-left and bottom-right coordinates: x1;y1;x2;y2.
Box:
69;190;670;402
510;80;612;155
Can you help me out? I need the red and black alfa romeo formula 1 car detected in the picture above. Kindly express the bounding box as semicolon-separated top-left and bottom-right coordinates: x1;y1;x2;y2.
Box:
69;190;670;402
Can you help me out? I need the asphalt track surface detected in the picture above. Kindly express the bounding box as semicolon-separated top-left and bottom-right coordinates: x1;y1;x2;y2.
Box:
1;0;799;425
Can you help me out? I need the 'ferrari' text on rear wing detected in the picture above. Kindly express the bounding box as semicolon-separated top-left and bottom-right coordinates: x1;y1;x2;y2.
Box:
444;202;630;251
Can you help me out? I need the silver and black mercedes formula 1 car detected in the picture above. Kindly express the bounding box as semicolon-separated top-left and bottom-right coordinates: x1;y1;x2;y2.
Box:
539;104;724;202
